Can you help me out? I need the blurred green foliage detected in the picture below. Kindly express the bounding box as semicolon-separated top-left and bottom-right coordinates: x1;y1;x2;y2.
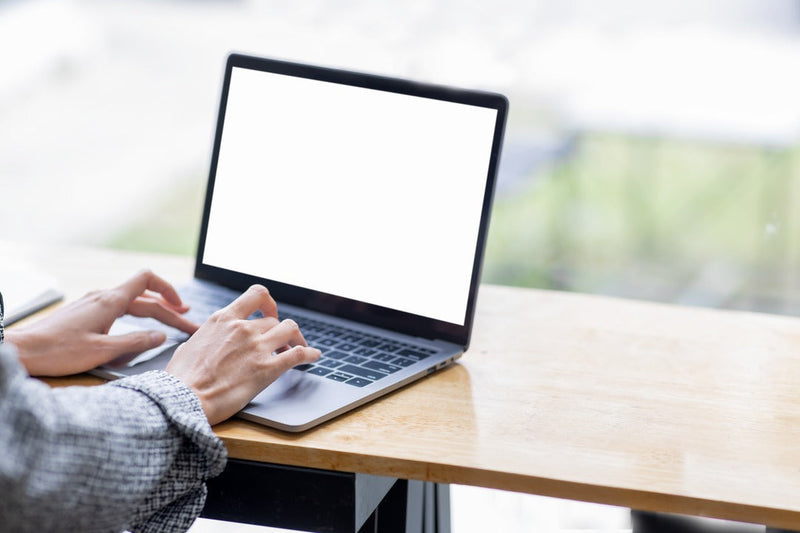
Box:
483;133;800;312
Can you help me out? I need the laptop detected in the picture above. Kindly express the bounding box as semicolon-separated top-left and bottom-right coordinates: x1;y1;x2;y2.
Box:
93;53;508;432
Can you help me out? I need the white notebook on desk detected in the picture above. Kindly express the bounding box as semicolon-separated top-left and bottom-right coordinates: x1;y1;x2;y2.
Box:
0;260;63;325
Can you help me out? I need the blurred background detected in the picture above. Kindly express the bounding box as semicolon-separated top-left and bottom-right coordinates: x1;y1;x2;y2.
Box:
2;0;800;531
3;0;800;314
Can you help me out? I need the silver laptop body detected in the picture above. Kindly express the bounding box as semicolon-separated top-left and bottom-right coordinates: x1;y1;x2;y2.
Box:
93;53;508;432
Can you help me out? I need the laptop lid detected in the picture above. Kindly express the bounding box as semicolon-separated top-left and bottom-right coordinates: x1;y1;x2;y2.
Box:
194;54;508;348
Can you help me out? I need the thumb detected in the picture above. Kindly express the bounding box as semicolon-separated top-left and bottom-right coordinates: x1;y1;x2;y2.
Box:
103;330;167;358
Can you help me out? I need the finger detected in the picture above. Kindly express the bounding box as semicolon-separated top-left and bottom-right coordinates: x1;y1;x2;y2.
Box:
223;285;278;320
253;315;280;332
261;318;308;351
116;270;186;309
270;345;322;374
100;330;168;359
141;290;190;313
128;297;200;335
254;317;291;353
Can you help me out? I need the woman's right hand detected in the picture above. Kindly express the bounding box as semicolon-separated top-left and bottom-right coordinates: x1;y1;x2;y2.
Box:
166;284;320;426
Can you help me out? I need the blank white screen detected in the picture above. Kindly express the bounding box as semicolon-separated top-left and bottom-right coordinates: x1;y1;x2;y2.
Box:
202;67;497;325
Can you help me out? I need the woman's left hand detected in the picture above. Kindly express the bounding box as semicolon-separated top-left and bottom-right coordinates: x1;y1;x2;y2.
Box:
6;270;199;377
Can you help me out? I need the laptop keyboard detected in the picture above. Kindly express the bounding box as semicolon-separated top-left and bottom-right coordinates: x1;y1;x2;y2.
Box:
182;283;437;387
280;311;436;388
114;282;436;387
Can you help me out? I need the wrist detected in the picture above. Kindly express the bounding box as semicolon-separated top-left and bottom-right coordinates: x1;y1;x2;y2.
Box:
4;328;44;374
184;384;221;426
164;368;218;425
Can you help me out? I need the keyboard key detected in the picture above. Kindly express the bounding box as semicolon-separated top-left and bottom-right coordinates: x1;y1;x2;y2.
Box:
378;343;400;353
342;334;362;343
344;355;367;365
360;338;381;348
345;377;372;387
308;366;333;376
318;337;338;347
363;360;402;374
294;364;314;371
392;358;415;367
326;350;350;360
318;359;343;369
373;352;396;362
397;348;431;361
338;343;359;352
339;364;386;381
354;347;376;357
326;373;350;382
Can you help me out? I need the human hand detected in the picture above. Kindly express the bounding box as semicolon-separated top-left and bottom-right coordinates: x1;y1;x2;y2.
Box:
6;270;199;377
166;285;321;425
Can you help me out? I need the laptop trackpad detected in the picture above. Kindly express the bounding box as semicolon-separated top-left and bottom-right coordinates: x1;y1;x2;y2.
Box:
101;348;356;431
242;369;359;430
253;368;320;401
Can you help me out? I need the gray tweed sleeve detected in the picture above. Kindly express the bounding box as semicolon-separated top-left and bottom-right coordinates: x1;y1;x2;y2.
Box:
0;343;227;533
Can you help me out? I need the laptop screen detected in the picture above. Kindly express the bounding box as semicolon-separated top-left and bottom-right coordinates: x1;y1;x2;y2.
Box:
197;55;507;341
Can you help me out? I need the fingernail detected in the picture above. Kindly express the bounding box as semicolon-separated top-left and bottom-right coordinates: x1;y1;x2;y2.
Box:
150;331;167;344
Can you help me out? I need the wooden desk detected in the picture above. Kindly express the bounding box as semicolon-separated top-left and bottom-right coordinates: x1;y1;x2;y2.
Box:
10;241;800;530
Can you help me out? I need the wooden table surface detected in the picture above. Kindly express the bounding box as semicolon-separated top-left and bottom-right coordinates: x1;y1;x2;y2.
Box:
8;241;800;529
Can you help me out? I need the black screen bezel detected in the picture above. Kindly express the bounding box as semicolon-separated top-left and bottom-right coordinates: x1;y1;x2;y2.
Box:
195;53;508;348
